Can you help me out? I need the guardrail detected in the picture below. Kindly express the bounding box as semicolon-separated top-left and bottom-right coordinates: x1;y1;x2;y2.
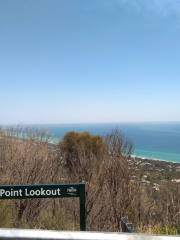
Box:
0;229;179;240
121;217;137;233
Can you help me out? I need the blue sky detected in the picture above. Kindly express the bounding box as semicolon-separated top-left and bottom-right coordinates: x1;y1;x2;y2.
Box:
1;0;180;124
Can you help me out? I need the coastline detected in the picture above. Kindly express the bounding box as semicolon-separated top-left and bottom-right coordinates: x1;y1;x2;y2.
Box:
131;155;178;165
2;123;180;164
131;149;180;163
2;127;180;165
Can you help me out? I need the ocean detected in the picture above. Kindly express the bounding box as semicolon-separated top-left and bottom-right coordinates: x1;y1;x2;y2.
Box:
42;122;180;163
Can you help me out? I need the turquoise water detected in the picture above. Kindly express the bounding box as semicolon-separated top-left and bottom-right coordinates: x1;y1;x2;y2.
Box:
4;123;179;163
41;122;180;163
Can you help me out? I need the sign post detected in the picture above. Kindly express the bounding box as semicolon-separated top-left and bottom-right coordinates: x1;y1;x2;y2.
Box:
0;183;86;231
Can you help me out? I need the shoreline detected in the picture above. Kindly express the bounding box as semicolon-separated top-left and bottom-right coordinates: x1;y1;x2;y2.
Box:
131;155;179;164
1;131;180;165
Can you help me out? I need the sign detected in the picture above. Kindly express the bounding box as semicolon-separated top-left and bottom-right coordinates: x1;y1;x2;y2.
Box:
0;183;86;231
0;184;80;199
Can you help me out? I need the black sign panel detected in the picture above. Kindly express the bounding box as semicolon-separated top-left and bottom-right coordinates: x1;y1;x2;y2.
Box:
0;183;86;231
0;183;80;199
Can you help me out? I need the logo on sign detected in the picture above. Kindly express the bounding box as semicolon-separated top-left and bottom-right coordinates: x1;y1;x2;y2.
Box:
67;187;77;195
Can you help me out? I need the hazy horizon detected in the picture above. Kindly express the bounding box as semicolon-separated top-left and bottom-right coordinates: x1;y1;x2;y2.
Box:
1;121;180;126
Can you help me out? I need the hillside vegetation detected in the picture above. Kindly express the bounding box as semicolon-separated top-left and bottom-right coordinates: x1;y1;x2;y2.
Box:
0;126;180;234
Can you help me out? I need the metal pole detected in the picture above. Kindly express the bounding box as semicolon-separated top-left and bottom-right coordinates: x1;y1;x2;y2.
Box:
121;217;127;232
79;183;86;231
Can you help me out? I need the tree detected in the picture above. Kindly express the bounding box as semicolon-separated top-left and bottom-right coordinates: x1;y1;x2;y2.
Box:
0;126;62;228
60;131;104;172
99;129;133;231
60;129;133;231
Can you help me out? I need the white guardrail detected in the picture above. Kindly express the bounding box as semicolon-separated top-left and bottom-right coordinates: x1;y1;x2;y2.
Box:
0;229;179;240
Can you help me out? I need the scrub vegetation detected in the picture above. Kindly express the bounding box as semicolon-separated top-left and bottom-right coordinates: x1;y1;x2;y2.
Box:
0;126;180;234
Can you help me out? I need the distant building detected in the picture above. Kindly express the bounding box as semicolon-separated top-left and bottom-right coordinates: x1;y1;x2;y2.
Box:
171;179;180;183
152;186;159;191
140;178;147;185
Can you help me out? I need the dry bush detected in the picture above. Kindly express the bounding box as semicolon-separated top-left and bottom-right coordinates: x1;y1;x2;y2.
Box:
0;125;63;228
128;180;180;234
128;182;155;230
0;200;12;228
152;183;180;227
100;155;132;231
61;129;133;232
66;149;105;231
98;130;133;231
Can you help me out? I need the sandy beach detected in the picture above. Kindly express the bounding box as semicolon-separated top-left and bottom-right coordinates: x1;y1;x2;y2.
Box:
131;155;178;165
